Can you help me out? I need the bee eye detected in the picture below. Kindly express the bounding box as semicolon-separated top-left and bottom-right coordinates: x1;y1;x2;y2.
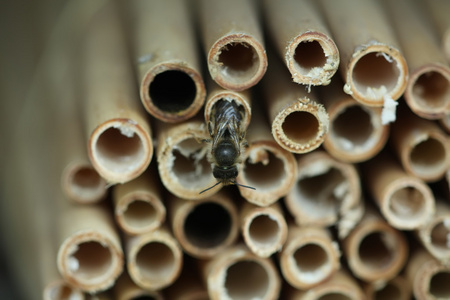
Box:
214;142;237;166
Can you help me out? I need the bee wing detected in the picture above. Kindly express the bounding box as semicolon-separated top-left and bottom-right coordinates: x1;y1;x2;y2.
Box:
229;117;242;155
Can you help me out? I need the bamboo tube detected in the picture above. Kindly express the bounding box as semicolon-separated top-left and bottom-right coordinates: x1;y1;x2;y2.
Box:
364;276;411;300
200;244;281;300
44;279;85;300
279;225;340;290
113;169;165;235
284;270;365;300
406;248;450;299
198;0;267;91
363;152;435;230
318;0;408;107
262;0;339;86
342;205;408;283
423;0;450;62
236;102;297;206
240;201;288;258
383;0;450;120
113;272;163;300
81;3;152;184
440;113;450;133
85;292;112;300
320;77;389;163
125;227;183;291
124;0;206;123
169;192;239;259
390;108;450;183
284;150;361;228
262;58;329;154
155;118;219;199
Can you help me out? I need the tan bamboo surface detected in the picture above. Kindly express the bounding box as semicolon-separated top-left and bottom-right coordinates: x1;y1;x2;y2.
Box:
423;0;450;62
406;248;450;299
169;192;239;259
262;57;329;154
284;151;361;230
440;113;450;133
279;224;340;290
155;118;218;199
384;0;450;120
125;227;183;291
200;243;281;300
320;77;389;163
113;168;165;235
391;107;450;183
342;205;408;283
262;0;339;86
363;275;411;300
236;102;297;206
319;0;408;107
240;201;287;258
113;272;163;300
123;0;205;123
284;270;365;300
81;2;152;184
363;152;435;230
198;0;267;91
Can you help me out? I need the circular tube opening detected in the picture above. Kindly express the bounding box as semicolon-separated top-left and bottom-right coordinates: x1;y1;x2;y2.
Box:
374;281;401;300
332;105;374;147
248;214;280;246
293;244;329;282
431;221;450;251
294;40;327;74
184;202;231;248
430;272;450;298
131;296;157;300
218;42;260;83
318;293;352;300
69;166;105;202
123;200;158;230
243;150;285;188
136;242;176;281
47;283;82;300
69;241;112;281
149;70;196;113
412;71;450;110
282;111;319;144
389;186;426;221
358;232;393;269
95;127;145;174
409;137;447;178
352;52;400;95
225;260;269;299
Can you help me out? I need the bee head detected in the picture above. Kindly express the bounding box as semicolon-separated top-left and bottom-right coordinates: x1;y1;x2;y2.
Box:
212;165;238;183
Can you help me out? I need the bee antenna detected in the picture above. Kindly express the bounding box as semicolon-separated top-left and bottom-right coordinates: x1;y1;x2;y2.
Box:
233;181;256;191
199;181;222;194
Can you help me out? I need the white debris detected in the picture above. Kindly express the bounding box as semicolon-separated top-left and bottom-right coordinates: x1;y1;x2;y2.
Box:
381;94;398;125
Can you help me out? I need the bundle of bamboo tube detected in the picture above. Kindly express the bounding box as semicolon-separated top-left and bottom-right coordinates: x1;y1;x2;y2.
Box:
0;0;449;299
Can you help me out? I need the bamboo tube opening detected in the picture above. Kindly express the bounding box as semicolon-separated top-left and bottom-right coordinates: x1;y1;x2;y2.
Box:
66;165;106;203
431;222;450;251
282;111;319;144
412;71;450;111
149;70;197;113
293;244;330;283
135;242;176;282
294;40;327;75
122;200;158;231
332;106;374;147
373;282;401;300
358;232;393;270
217;42;260;84
45;282;84;300
184;202;231;248
249;214;280;246
409;137;447;178
224;260;269;299
429;272;450;298
317;294;352;300
243;151;285;187
68;241;113;282
131;296;157;300
389;186;427;222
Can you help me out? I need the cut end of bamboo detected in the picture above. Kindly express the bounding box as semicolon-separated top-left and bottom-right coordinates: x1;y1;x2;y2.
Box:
140;64;206;123
89;119;152;184
286;31;339;86
62;163;107;204
364;276;411;300
43;280;84;300
208;34;267;91
57;233;123;293
271;98;329;153
344;44;408;106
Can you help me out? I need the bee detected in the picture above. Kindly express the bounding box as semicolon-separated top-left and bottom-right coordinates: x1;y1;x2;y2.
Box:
200;100;255;194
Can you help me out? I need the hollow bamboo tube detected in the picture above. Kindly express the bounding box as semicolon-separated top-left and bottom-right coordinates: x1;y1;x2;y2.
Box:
113;272;163;300
81;3;152;184
56;203;124;293
320;77;389;163
342;205;408;283
155;118;217;199
423;0;450;62
318;0;408;107
364;276;411;300
363;152;435;230
406;248;450;299
113;169;165;235
279;224;340;290
284;270;365;300
262;58;329;153
125;227;183;291
236;102;297;206
390;108;450;183
284;150;361;229
240;201;287;258
440;113;450;133
383;0;450;120
262;0;339;86
198;0;267;91
169;191;239;259
200;244;281;300
124;0;205;123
